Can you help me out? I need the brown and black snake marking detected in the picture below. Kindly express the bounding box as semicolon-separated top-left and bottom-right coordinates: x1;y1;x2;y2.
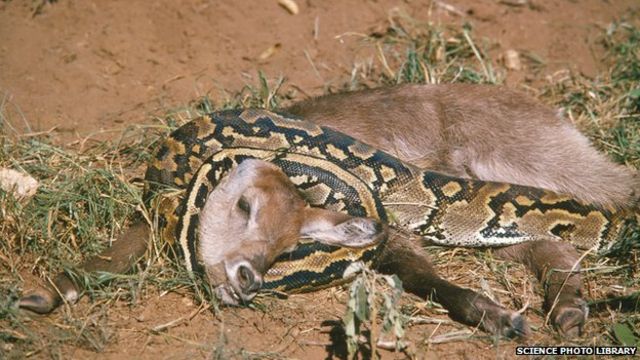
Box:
145;108;635;292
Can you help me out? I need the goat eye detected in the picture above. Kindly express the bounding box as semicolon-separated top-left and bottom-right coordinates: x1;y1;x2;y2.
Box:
237;196;251;215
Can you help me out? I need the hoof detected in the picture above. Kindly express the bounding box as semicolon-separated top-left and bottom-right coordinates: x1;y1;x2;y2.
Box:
470;295;530;338
503;312;530;338
484;311;530;339
552;299;588;338
474;301;530;338
19;287;60;314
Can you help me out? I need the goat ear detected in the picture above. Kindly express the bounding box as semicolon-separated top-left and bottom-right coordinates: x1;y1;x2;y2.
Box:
300;207;386;248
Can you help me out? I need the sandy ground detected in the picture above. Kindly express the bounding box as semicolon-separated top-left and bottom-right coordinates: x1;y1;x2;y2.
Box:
1;0;639;359
2;0;637;140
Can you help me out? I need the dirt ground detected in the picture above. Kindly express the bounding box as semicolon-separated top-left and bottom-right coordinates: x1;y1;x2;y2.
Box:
2;0;638;141
1;0;639;359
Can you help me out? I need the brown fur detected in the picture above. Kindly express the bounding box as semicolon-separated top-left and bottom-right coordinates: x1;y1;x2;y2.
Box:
22;85;638;338
493;240;585;336
285;84;640;337
21;160;386;310
287;84;640;208
19;223;149;314
376;231;528;337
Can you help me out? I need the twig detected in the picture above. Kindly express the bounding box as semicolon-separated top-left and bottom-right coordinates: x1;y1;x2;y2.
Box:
334;32;368;40
407;316;452;325
376;43;395;79
0;329;29;341
376;338;409;351
462;29;493;82
426;330;474;344
299;340;332;347
19;127;58;138
313;16;320;40
369;272;379;359
150;302;211;332
435;1;466;17
303;49;323;81
544;245;596;327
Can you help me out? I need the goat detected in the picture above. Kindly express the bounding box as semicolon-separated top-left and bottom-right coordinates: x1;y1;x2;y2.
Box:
284;84;639;337
20;84;639;339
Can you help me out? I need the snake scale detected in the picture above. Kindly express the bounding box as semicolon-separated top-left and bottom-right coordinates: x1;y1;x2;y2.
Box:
144;108;634;293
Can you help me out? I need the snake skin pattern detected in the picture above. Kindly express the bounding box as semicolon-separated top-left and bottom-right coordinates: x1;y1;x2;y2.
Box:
144;109;634;293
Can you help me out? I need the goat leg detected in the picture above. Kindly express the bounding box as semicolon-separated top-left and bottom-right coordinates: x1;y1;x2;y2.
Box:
376;234;529;338
494;240;585;337
19;222;149;314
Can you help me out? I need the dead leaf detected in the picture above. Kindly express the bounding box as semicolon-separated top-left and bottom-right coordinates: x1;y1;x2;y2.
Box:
258;43;282;61
278;0;299;15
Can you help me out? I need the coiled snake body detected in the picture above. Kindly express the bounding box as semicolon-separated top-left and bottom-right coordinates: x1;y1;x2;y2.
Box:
145;109;633;293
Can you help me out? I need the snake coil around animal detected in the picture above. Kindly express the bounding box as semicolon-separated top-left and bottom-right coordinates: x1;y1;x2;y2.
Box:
144;109;634;293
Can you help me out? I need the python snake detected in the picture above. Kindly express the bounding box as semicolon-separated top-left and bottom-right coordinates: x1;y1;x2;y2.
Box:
144;109;634;293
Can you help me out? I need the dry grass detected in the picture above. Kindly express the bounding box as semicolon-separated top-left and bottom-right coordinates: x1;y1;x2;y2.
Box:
338;17;640;357
0;12;639;360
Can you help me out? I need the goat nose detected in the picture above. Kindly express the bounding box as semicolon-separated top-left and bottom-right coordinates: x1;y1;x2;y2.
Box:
237;264;263;294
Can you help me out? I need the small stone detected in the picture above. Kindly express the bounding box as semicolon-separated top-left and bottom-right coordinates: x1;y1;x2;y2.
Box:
0;168;39;200
504;49;522;70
